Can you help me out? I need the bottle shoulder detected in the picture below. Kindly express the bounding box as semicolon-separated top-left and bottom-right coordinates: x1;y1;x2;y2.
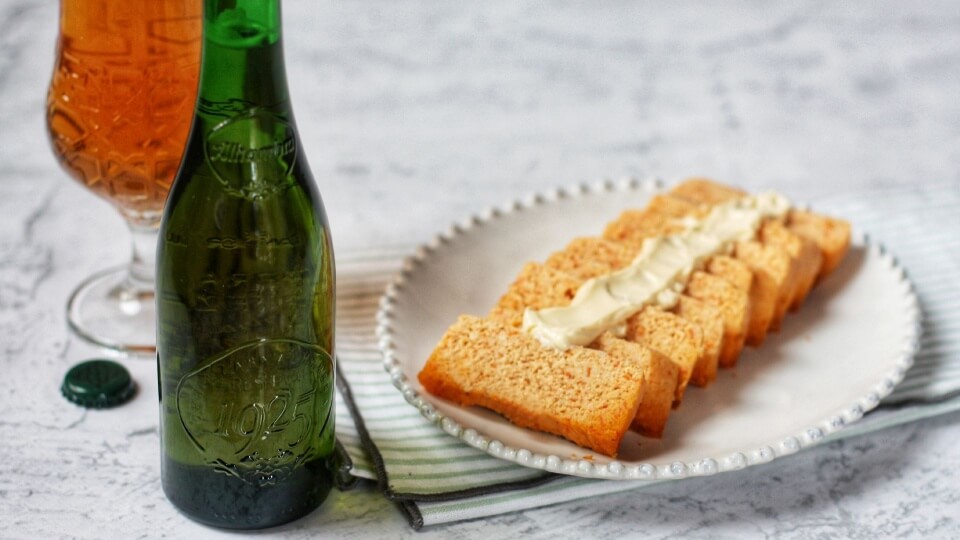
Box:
167;106;322;203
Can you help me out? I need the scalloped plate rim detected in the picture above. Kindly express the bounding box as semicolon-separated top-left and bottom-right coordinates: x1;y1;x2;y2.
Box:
375;178;922;481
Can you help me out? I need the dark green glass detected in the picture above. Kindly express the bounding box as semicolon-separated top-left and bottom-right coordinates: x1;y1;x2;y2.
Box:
156;0;336;529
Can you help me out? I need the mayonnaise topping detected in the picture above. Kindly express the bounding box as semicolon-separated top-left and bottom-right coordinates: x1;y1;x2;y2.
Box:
522;192;791;349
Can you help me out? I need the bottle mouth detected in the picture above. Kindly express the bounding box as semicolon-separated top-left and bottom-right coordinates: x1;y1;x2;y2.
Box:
206;6;279;48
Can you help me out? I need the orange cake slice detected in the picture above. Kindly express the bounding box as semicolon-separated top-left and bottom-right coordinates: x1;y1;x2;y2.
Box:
674;296;723;386
759;220;823;311
671;180;851;281
788;209;852;280
544;237;636;282
635;195;778;341
488;262;681;434
669;180;823;328
670;177;747;205
602;205;753;365
418;178;851;457
706;254;773;346
731;240;795;344
488;262;579;327
624;306;702;406
593;333;678;438
642;193;793;336
543;238;703;400
685;271;751;367
419;315;647;456
545;236;723;385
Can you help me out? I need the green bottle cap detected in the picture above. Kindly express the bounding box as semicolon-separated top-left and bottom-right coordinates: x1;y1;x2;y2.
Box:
61;359;136;409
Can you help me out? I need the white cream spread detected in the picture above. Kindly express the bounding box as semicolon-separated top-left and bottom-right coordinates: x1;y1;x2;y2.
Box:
522;192;791;349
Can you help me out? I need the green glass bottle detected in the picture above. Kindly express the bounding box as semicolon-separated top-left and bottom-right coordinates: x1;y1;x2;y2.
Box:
156;0;336;529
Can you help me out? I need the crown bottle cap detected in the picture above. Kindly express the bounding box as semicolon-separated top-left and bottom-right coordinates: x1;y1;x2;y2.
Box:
61;359;136;409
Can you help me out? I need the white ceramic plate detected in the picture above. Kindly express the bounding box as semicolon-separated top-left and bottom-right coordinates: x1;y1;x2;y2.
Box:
377;179;921;480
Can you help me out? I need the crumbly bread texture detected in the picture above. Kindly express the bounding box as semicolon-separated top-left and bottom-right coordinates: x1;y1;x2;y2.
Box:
759;221;822;312
643;195;775;339
488;261;678;430
707;254;773;346
544;237;703;403
674;296;723;386
593;333;678;438
685;271;751;367
601;199;756;363
500;250;698;411
670;179;851;282
732;240;794;345
602;209;674;252
626;307;702;406
544;237;719;391
419;315;646;457
671;178;746;204
671;176;852;286
670;181;815;330
670;178;850;316
488;262;580;327
419;178;850;457
788;209;852;280
708;255;752;291
544;237;635;281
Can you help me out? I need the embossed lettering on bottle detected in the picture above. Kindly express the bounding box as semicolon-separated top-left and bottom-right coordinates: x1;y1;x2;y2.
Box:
176;339;333;486
203;106;298;200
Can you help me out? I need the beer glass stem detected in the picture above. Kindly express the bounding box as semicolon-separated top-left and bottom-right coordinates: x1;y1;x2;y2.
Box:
128;223;157;291
65;222;159;356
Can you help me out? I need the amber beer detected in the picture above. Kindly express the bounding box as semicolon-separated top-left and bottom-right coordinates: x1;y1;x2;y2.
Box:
47;0;200;224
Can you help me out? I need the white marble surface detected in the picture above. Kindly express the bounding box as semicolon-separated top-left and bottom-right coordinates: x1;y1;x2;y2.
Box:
1;1;959;538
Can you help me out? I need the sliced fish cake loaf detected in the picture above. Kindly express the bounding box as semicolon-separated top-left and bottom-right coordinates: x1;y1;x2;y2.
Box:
673;296;723;386
419;315;648;457
788;209;852;280
601;201;753;365
668;180;817;328
648;193;780;345
685;271;751;367
671;178;850;279
543;238;704;401
758;220;822;311
592;333;679;439
488;262;680;437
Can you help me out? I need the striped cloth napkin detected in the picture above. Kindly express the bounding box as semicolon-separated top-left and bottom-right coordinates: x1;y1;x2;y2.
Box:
333;182;960;529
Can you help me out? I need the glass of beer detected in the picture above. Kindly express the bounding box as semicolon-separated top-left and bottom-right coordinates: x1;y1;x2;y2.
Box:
46;0;200;354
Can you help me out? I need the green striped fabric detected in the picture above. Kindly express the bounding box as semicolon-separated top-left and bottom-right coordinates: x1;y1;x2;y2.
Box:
333;182;960;529
333;248;550;495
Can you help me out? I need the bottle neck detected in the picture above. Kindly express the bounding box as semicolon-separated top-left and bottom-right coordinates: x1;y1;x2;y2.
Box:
197;0;288;110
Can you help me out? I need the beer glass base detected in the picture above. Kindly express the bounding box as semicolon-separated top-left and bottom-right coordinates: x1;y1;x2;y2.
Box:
67;265;156;356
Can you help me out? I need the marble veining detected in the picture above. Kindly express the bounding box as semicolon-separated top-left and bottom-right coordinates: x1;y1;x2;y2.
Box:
1;0;958;538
